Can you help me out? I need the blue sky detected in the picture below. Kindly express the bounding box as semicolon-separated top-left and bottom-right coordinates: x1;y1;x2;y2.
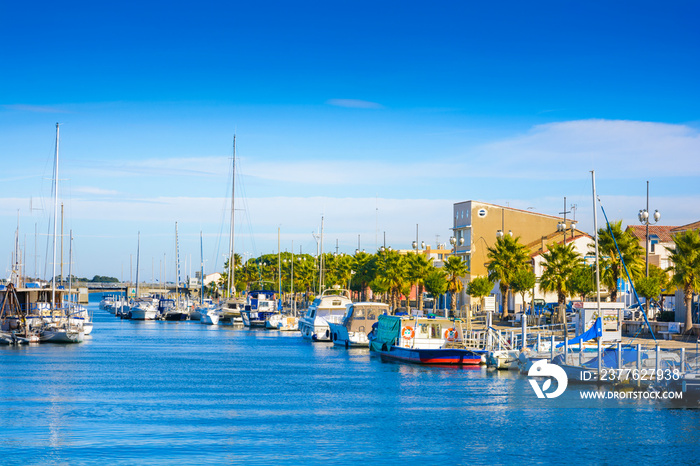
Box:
1;1;699;281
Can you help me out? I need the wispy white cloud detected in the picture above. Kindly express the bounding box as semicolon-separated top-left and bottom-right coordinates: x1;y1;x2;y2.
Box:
470;119;700;179
73;186;120;195
326;99;384;109
3;104;69;113
70;156;227;178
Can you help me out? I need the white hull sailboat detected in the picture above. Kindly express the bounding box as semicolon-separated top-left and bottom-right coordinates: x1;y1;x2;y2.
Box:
41;325;84;343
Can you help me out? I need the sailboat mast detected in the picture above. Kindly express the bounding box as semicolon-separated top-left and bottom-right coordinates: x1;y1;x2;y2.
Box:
228;135;236;298
135;232;141;298
51;123;59;310
591;170;601;314
175;222;180;305
200;231;204;305
319;216;324;293
68;230;73;307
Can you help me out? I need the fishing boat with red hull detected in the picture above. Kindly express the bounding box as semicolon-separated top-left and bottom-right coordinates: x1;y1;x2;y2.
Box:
369;314;485;366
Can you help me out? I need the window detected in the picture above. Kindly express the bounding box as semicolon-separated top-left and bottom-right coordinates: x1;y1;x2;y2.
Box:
355;308;365;319
649;235;659;253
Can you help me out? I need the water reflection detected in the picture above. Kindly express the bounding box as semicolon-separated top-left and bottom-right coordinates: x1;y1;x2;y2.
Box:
0;296;698;464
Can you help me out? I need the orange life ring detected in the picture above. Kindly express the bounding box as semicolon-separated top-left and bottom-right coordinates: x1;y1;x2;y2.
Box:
444;328;458;342
401;326;415;340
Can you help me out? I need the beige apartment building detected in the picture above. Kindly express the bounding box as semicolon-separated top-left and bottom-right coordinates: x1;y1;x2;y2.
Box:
452;200;578;310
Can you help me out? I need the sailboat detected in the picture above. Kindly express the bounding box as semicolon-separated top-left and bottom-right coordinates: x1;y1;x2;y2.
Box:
66;230;93;335
195;231;219;324
219;135;245;325
40;123;84;343
162;222;191;321
128;232;157;321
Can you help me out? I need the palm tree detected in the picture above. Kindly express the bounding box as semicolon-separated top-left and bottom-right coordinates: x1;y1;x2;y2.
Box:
444;256;468;316
595;220;644;302
407;253;434;311
351;251;374;301
376;250;408;310
539;242;581;325
668;230;700;334
486;234;530;320
294;258;316;307
334;254;355;290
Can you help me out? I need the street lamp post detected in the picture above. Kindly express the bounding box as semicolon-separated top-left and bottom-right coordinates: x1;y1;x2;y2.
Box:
638;180;661;278
557;197;572;244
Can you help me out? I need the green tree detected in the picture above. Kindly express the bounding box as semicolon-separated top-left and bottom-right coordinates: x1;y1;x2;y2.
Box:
635;276;661;316
444;256;468;316
510;268;536;313
486;234;530;319
539;242;581;325
376;250;408;310
668;230;700;333
595;220;644;302
569;264;596;301
424;269;448;312
351;251;374;301
466;276;493;312
294;257;316;308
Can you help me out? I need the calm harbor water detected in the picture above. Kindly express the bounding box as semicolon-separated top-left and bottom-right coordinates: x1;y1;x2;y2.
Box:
1;294;699;465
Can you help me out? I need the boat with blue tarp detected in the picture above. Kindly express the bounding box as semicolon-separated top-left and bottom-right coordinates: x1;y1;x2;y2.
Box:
241;290;277;328
369;314;485;365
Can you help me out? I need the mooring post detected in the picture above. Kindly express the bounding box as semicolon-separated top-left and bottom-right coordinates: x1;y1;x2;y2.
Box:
655;345;660;382
550;334;555;362
681;347;686;374
597;337;602;382
636;344;642;388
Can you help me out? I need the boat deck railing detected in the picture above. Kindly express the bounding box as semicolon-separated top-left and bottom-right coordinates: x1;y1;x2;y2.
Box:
541;338;700;386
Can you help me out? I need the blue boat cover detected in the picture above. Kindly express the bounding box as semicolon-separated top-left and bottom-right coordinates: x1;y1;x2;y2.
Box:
581;348;646;369
369;315;401;353
556;317;602;348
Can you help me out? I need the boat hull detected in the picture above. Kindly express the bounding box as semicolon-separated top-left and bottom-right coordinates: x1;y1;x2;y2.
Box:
266;314;299;331
241;310;270;328
378;346;483;365
200;312;220;325
130;309;157;320
41;328;84;343
329;322;369;347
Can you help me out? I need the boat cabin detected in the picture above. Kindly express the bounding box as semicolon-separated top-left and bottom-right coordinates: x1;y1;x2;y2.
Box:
373;315;462;350
342;302;391;335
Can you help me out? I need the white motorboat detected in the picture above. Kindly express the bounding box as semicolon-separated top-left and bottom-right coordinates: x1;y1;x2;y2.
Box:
329;302;390;347
219;299;245;325
129;299;158;320
40;323;84;343
266;313;299;331
299;287;353;341
200;308;221;325
487;349;521;370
